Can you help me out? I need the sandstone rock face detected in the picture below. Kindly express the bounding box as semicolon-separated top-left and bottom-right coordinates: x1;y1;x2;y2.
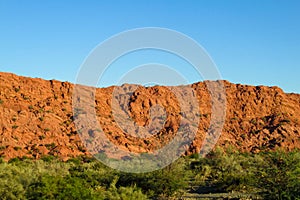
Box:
0;72;299;160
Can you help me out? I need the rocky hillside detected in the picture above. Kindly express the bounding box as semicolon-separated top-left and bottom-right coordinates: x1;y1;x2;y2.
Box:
0;72;299;160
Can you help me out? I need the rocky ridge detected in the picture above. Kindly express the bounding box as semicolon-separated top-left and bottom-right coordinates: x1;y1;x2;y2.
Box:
0;72;299;160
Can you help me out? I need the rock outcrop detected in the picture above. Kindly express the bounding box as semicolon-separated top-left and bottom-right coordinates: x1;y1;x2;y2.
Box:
0;72;299;160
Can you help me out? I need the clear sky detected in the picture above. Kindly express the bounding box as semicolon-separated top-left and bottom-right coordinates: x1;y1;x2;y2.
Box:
0;0;300;93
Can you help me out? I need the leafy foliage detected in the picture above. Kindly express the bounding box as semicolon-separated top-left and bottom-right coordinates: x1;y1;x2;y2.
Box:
0;150;299;199
190;148;300;199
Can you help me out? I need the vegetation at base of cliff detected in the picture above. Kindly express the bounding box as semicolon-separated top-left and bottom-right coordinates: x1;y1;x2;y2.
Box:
0;149;299;200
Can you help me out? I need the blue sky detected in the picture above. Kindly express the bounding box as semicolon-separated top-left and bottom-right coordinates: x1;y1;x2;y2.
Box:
0;0;300;93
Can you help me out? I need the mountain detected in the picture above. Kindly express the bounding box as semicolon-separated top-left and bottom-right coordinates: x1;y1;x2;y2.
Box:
0;72;299;160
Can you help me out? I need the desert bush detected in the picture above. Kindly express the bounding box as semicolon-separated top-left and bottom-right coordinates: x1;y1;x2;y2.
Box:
191;148;259;193
115;157;190;197
0;163;27;199
256;150;300;199
26;175;97;200
0;149;298;199
190;148;300;199
104;177;148;200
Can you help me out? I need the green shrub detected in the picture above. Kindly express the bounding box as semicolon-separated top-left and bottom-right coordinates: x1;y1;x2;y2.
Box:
26;175;97;200
13;146;22;151
0;149;298;199
0;146;7;151
105;177;148;200
256;150;300;199
12;125;19;129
